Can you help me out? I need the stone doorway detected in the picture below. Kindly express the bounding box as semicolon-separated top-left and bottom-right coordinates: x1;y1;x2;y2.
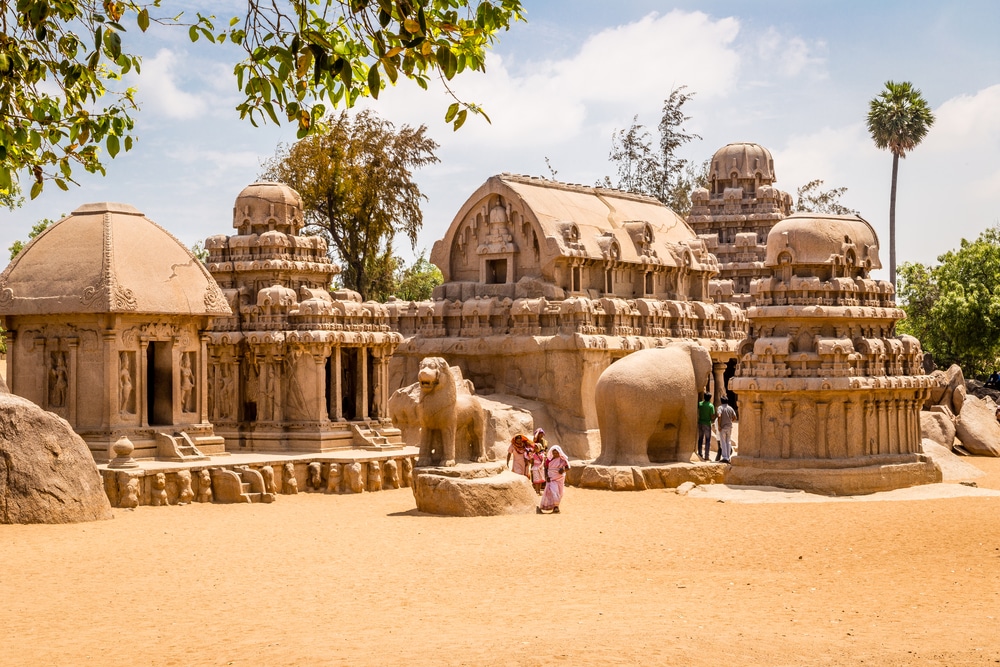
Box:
147;341;173;426
341;348;358;420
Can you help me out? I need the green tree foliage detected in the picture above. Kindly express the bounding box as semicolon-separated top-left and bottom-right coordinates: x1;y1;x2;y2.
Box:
8;215;55;260
866;80;935;287
261;109;439;301
602;86;703;215
897;225;1000;377
0;0;524;201
794;179;858;216
393;252;442;301
0;0;141;202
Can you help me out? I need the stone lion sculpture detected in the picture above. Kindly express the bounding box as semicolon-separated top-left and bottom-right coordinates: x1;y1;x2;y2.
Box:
407;357;485;467
594;342;713;466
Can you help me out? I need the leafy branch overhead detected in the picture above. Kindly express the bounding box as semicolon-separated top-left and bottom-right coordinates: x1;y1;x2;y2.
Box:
0;0;524;201
228;0;525;135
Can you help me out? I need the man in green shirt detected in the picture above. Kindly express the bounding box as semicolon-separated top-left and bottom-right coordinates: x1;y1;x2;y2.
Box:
697;393;716;461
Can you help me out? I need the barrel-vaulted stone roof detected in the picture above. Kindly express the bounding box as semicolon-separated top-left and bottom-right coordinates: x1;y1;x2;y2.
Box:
431;174;710;283
0;202;231;316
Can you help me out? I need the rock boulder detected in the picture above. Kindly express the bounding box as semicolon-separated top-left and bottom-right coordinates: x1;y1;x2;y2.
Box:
412;466;536;516
955;394;1000;457
920;408;957;448
0;389;113;524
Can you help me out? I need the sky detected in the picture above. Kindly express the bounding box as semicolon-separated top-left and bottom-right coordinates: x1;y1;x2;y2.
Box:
3;1;999;280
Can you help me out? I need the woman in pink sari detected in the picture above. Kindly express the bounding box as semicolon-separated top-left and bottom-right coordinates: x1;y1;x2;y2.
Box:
538;445;569;514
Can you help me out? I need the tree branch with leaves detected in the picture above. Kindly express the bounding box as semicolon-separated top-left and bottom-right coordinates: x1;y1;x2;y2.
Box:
0;0;524;203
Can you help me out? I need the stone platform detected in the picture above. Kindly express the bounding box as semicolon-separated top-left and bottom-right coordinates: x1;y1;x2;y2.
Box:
412;462;537;516
98;447;419;508
725;454;943;496
568;461;728;491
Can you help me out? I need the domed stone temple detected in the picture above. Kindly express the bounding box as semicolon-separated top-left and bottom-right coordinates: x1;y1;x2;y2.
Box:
203;182;403;452
728;213;941;493
0;202;231;461
688;143;794;308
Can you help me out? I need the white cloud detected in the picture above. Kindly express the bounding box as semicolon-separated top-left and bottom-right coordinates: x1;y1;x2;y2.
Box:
136;49;207;119
751;27;827;79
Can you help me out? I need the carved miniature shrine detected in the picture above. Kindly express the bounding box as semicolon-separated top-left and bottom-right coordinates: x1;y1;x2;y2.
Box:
203;182;404;453
687;143;793;307
727;213;941;493
0;202;232;462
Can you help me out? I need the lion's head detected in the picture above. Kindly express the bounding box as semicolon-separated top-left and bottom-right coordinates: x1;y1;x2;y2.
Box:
418;357;452;394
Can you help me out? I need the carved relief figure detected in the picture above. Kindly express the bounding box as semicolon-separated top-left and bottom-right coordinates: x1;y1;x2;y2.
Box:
119;352;134;415
345;462;364;493
118;472;139;509
383;459;399;489
284;347;309;420
281;462;298;494
180;352;196;413
260;465;276;494
197;469;213;503
326;462;342;493
307;462;323;491
367;460;383;492
219;364;236;419
260;362;275;421
151;472;169;506
49;352;68;408
401;458;414;488
176;470;194;505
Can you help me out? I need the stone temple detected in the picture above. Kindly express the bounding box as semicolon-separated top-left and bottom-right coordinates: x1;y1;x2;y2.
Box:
387;173;747;458
203;182;403;453
0;141;950;505
0;202;230;461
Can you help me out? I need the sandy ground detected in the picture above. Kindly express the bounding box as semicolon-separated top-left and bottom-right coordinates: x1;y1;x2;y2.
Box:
3;459;1000;667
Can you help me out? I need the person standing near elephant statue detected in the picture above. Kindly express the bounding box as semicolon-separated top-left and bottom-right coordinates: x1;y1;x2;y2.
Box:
697;393;716;461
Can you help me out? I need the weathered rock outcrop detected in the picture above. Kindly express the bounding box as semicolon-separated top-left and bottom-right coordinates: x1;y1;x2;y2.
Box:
0;386;113;524
955;394;1000;457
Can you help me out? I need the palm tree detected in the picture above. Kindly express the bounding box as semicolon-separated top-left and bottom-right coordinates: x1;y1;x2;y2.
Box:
866;80;935;287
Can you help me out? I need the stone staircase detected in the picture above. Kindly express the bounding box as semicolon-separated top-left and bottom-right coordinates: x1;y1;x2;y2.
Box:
156;431;209;462
351;422;404;451
210;466;276;503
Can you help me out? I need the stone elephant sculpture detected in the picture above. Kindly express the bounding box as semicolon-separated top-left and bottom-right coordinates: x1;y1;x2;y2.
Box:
594;342;713;465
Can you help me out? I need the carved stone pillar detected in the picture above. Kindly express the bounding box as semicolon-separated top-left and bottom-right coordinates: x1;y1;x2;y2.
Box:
816;402;829;458
67;337;79;426
314;350;328;422
359;347;369;420
103;330;116;428
139;339;149;427
331;346;343;421
711;361;727;406
199;334;209;424
779;399;794;459
5;328;15;394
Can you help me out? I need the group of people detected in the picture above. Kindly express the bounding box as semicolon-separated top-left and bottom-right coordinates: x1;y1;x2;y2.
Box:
696;393;737;463
507;428;569;514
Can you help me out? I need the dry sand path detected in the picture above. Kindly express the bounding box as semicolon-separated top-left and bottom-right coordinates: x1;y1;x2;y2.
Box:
3;458;1000;667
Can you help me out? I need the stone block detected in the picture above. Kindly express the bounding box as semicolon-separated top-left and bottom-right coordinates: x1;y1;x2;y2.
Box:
411;469;537;516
